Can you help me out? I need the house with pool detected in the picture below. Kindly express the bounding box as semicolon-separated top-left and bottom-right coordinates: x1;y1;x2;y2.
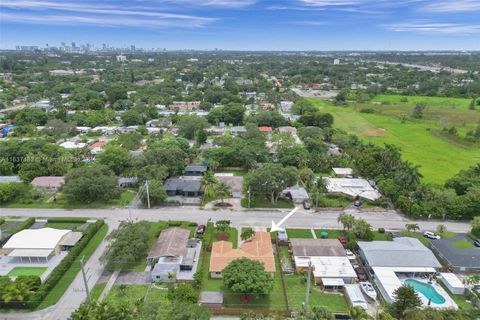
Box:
358;237;457;309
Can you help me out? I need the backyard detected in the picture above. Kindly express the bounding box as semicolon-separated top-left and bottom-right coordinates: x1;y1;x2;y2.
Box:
7;267;46;277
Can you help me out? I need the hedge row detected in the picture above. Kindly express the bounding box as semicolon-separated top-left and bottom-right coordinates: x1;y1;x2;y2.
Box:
25;220;105;310
0;217;36;247
46;217;88;223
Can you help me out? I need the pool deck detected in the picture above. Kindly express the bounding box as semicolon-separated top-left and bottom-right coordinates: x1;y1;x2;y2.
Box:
400;277;457;310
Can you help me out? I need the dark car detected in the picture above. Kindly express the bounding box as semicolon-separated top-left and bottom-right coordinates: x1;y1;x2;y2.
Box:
196;224;206;235
337;236;348;245
474;239;480;247
303;200;311;210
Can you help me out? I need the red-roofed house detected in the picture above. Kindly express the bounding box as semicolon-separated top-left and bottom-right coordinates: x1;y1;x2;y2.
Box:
31;176;64;192
89;141;108;154
258;126;273;136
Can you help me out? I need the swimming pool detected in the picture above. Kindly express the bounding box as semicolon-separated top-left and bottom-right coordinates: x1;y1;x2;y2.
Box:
404;279;446;304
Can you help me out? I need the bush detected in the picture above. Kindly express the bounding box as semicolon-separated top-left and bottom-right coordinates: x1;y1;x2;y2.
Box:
472;227;480;238
378;228;385;234
167;221;183;227
0;218;4;225
8;217;35;235
360;108;375;114
346;240;358;251
25;220;105;309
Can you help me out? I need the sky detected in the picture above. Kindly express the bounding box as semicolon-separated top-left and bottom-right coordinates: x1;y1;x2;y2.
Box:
1;0;479;51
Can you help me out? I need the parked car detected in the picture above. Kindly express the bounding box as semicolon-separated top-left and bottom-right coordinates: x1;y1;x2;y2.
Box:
474;239;480;247
346;249;356;260
196;224;206;235
303;200;311;210
423;231;441;239
337;236;348;245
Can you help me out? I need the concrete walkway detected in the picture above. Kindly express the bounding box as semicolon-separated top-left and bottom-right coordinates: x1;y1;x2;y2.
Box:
98;270;120;302
311;228;317;239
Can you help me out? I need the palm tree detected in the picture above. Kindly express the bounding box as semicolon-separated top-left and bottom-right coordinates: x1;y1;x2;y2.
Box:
240;229;255;241
337;213;355;231
208;159;220;172
405;223;419;233
201;171;218;191
2;281;34;303
214;182;232;204
349;306;372;320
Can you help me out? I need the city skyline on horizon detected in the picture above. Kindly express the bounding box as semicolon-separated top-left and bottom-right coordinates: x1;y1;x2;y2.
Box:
1;0;480;51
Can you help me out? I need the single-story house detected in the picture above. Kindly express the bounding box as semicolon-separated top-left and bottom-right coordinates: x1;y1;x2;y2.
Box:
358;237;443;304
258;126;273;135
31;176;64;192
215;174;243;198
323;177;381;201
59;141;87;149
332;167;353;178
291;239;356;288
278;126;297;135
282;186;309;203
164;176;203;197
230;126;247;136
185;165;208;176
89;141;108;154
3;227;72;262
118;177;138;188
148;228;198;283
209;231;275;278
430;235;480;273
0;176;21;183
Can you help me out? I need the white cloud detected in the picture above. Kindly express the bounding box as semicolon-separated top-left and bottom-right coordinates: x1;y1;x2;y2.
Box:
384;21;480;34
423;0;480;12
0;0;216;28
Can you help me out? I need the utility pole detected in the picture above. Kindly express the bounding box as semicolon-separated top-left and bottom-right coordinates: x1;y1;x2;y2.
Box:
80;256;92;305
248;186;251;208
145;180;151;209
304;259;312;312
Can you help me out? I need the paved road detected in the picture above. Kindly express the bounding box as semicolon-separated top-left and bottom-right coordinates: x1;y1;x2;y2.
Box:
0;207;471;232
0;206;471;319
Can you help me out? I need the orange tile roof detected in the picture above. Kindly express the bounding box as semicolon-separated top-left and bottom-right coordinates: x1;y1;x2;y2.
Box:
209;231;276;273
89;141;107;149
258;126;272;133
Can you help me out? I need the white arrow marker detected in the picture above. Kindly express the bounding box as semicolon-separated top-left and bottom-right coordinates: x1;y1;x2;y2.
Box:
270;207;298;232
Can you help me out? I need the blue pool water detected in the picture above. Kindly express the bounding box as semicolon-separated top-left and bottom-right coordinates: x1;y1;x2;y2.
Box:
404;279;446;304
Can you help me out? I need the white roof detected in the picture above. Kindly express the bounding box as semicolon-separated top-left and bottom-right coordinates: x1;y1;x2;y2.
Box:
8;249;53;258
332;168;353;175
440;273;464;289
3;228;71;250
344;284;368;309
324;177;381;201
321;278;345;286
60;141;87;149
295;256;357;279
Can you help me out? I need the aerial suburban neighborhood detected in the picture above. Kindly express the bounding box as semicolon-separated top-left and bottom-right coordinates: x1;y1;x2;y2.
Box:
1;2;480;319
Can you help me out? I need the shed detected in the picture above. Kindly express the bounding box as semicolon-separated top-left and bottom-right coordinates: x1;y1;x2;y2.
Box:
344;284;368;310
277;230;289;244
200;291;224;308
440;273;465;295
0;176;21;183
58;232;83;249
185;165;208;176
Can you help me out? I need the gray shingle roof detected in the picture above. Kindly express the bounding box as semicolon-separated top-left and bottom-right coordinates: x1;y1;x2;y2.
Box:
358;237;442;268
291;239;346;257
147;227;190;260
164;176;202;193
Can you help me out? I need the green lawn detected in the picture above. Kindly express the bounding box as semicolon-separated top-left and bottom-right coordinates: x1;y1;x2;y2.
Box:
287;229;314;239
399;231;430;247
105;284;169;306
36;223;108;309
7;267;46;277
90;282;107;301
6;190;136;209
371;94;473;110
437;281;476;312
285;275;348;313
452;239;475;249
309;98;480;184
314;229;343;240
44;221;85;230
201;251;288;310
241;197;294;209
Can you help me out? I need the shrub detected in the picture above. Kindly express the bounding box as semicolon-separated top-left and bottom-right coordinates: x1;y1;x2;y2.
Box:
472;228;480;238
360;108;375;114
7;217;35;236
167;221;183;227
378;228;385;234
0;218;4;225
346;240;358;251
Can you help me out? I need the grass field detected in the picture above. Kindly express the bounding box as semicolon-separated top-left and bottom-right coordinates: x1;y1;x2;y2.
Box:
287;228;314;239
90;282;107;301
372;94;473;110
7;267;46;277
36;223;108;309
105;284;169;306
309;98;480;184
452;239;475;249
285;275;348;313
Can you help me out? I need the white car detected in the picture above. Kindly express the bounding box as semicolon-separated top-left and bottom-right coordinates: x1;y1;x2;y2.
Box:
423;231;441;239
346;249;356;260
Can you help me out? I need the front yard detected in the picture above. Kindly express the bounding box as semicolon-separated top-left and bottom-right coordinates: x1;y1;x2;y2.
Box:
7;267;47;277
